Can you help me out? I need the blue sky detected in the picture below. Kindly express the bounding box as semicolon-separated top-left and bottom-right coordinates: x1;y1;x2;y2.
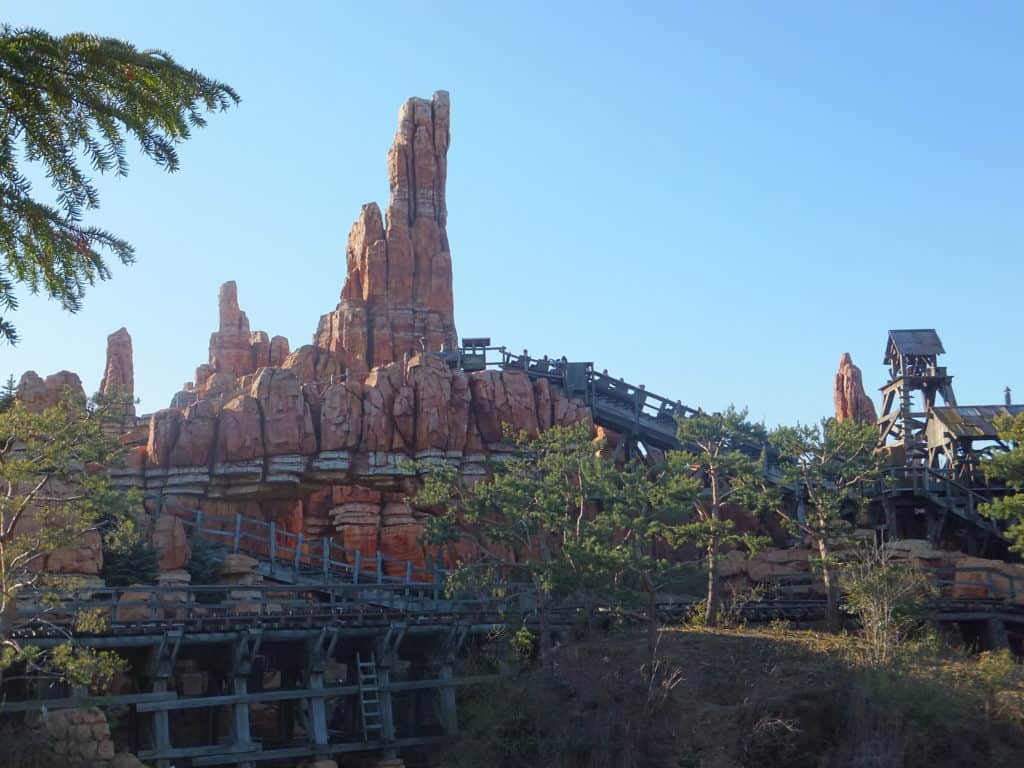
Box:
3;1;1021;426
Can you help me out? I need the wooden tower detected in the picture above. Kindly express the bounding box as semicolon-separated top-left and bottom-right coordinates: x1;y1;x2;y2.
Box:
877;329;957;467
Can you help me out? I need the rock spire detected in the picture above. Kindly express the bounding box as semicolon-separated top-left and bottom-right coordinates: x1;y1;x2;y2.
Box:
834;353;878;424
315;90;457;371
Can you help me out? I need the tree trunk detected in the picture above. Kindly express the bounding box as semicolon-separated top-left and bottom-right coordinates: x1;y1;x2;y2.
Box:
706;536;719;627
645;575;658;661
535;580;553;671
818;537;839;630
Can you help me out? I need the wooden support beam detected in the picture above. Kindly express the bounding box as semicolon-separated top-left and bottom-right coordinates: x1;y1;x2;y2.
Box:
438;662;458;736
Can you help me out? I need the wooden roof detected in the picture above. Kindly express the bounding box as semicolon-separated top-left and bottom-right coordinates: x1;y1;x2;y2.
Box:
931;405;1024;439
885;329;945;364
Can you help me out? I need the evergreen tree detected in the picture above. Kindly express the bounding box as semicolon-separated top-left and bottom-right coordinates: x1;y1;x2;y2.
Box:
0;392;140;687
591;456;702;657
980;413;1024;551
0;25;239;343
415;422;606;665
673;406;768;627
770;418;880;627
0;373;15;411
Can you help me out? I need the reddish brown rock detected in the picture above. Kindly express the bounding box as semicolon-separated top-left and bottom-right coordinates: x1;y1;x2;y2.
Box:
170;398;217;466
405;354;452;452
282;344;344;386
147;409;182;468
152;515;191;571
215;395;264;462
533;378;553;430
41;371;86;409
469;370;541;443
320;380;364;451
315;91;457;371
100;327;135;416
15;371;47;412
361;364;403;451
834;353;878;424
250;368;317;456
209;281;255;377
269;335;291;367
447;370;472;452
45;530;103;575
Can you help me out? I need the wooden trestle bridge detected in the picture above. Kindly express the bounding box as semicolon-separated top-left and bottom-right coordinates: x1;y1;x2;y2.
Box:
3;329;1022;766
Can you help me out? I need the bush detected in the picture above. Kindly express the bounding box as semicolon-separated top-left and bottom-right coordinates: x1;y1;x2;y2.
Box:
101;539;158;587
187;534;226;604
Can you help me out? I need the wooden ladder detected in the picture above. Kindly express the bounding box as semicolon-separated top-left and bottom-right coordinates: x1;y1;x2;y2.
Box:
356;652;384;741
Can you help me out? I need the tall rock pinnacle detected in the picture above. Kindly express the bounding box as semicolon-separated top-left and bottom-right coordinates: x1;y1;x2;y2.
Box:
834;353;878;424
315;90;457;371
100;327;135;417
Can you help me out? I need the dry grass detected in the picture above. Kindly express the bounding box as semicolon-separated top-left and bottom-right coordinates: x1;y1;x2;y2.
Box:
447;625;1024;768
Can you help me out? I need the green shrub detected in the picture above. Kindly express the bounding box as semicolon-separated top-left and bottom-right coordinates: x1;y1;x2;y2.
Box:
101;539;158;587
187;534;226;604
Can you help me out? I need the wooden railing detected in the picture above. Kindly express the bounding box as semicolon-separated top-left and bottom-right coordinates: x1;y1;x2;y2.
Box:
767;565;1024;605
12;582;509;635
156;498;445;591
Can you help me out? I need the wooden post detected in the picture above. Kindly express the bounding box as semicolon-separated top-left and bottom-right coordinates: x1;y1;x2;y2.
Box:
439;662;458;736
233;513;242;553
195;508;204;534
307;673;328;750
354;550;362;585
295;532;304;571
269;521;277;565
377;663;396;749
377;551;384;584
229;631;259;768
405;561;413;599
151;678;171;768
322;537;330;581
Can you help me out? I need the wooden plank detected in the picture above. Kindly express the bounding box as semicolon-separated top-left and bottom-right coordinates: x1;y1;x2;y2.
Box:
0;691;178;714
135;675;500;712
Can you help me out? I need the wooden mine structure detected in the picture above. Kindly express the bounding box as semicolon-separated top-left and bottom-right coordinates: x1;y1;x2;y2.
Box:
1;499;528;767
873;329;1018;554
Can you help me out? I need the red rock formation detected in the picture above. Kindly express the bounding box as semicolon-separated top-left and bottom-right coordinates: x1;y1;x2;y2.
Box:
315;91;457;372
15;371;47;411
215;395;264;462
16;370;87;412
320;380;364;452
170;399;217;466
66;92;597;574
100;327;135;416
197;281;289;394
250;367;316;456
834;353;878;424
152;515;191;571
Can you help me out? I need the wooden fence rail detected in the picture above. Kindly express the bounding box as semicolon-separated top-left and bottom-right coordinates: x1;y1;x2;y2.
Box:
155;497;447;594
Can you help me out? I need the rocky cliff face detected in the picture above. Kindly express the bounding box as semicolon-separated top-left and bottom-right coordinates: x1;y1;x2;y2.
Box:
834;353;878;424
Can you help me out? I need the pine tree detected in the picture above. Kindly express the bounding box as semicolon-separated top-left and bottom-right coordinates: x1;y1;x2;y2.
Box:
0;25;239;343
1;392;141;687
0;374;15;411
770;418;880;628
980;413;1024;550
673;406;768;627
